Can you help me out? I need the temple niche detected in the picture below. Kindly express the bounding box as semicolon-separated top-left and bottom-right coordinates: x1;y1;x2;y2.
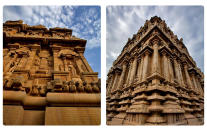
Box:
3;20;100;125
106;16;204;125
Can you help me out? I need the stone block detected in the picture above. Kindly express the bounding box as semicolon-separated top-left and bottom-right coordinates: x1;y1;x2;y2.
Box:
23;110;45;125
3;105;24;125
45;107;100;125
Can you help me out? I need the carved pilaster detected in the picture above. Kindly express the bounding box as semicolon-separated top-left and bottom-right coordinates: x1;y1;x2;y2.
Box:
178;60;185;86
168;57;174;83
53;49;59;71
183;63;193;89
111;70;120;92
116;62;127;91
130;56;138;84
138;56;144;82
126;59;133;85
161;50;169;81
151;39;160;75
141;50;150;81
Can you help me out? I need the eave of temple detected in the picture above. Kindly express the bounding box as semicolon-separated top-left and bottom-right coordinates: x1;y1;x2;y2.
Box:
3;20;86;51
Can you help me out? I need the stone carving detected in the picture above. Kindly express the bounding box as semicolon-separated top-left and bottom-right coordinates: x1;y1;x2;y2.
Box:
4;76;25;91
75;81;84;92
106;16;204;125
3;20;100;125
83;81;93;93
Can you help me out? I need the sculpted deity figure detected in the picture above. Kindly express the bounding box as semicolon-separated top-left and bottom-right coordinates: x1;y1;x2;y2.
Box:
69;80;76;92
68;61;77;77
59;64;64;71
30;85;39;96
62;81;69;92
83;81;93;93
34;57;40;66
75;80;84;92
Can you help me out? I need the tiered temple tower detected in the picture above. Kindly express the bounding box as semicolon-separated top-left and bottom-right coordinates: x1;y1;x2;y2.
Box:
3;20;100;125
106;16;204;125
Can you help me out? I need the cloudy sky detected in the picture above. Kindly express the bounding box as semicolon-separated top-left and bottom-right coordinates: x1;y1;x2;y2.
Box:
3;6;101;77
106;6;204;73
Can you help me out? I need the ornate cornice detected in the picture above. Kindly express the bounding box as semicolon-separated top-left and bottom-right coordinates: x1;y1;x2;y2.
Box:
3;20;86;49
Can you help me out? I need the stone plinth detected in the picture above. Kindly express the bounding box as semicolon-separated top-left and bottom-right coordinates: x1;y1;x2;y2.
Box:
45;107;100;125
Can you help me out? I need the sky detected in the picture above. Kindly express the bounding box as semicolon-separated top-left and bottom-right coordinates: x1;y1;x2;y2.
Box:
106;6;204;74
3;6;101;77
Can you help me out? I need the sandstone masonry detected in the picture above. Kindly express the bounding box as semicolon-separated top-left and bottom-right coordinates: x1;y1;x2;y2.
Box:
106;16;204;125
3;20;101;125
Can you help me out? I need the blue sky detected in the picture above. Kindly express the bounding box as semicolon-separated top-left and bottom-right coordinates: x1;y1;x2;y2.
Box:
3;6;101;77
106;6;204;73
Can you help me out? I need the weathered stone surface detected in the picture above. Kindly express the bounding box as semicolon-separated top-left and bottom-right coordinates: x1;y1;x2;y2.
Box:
106;16;204;125
46;93;101;107
45;107;100;125
3;105;24;125
23;110;45;125
3;20;100;125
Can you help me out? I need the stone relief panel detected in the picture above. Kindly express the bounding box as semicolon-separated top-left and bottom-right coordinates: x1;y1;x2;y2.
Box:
3;21;100;97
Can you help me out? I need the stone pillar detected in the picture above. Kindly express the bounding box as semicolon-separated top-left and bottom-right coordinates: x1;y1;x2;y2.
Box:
137;57;144;82
129;57;138;84
168;57;174;83
142;51;150;81
126;60;133;85
25;49;37;70
161;51;169;81
174;58;185;86
53;50;59;71
184;63;193;89
111;70;119;92
173;57;180;84
116;63;127;90
191;72;199;93
151;40;160;75
108;73;116;93
178;60;185;86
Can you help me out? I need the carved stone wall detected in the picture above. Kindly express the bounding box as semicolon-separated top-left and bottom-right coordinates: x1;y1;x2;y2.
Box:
3;20;101;125
106;16;204;125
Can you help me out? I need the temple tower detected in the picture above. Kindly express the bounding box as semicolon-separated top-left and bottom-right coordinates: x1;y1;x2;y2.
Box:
106;16;204;125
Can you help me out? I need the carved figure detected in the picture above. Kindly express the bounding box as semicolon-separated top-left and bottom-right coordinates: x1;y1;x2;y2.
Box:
83;81;93;93
75;81;84;92
69;80;76;92
62;81;69;92
91;82;100;93
68;61;76;76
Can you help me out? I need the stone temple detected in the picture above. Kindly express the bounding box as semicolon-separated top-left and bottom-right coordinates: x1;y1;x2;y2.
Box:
3;20;100;125
106;16;204;125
